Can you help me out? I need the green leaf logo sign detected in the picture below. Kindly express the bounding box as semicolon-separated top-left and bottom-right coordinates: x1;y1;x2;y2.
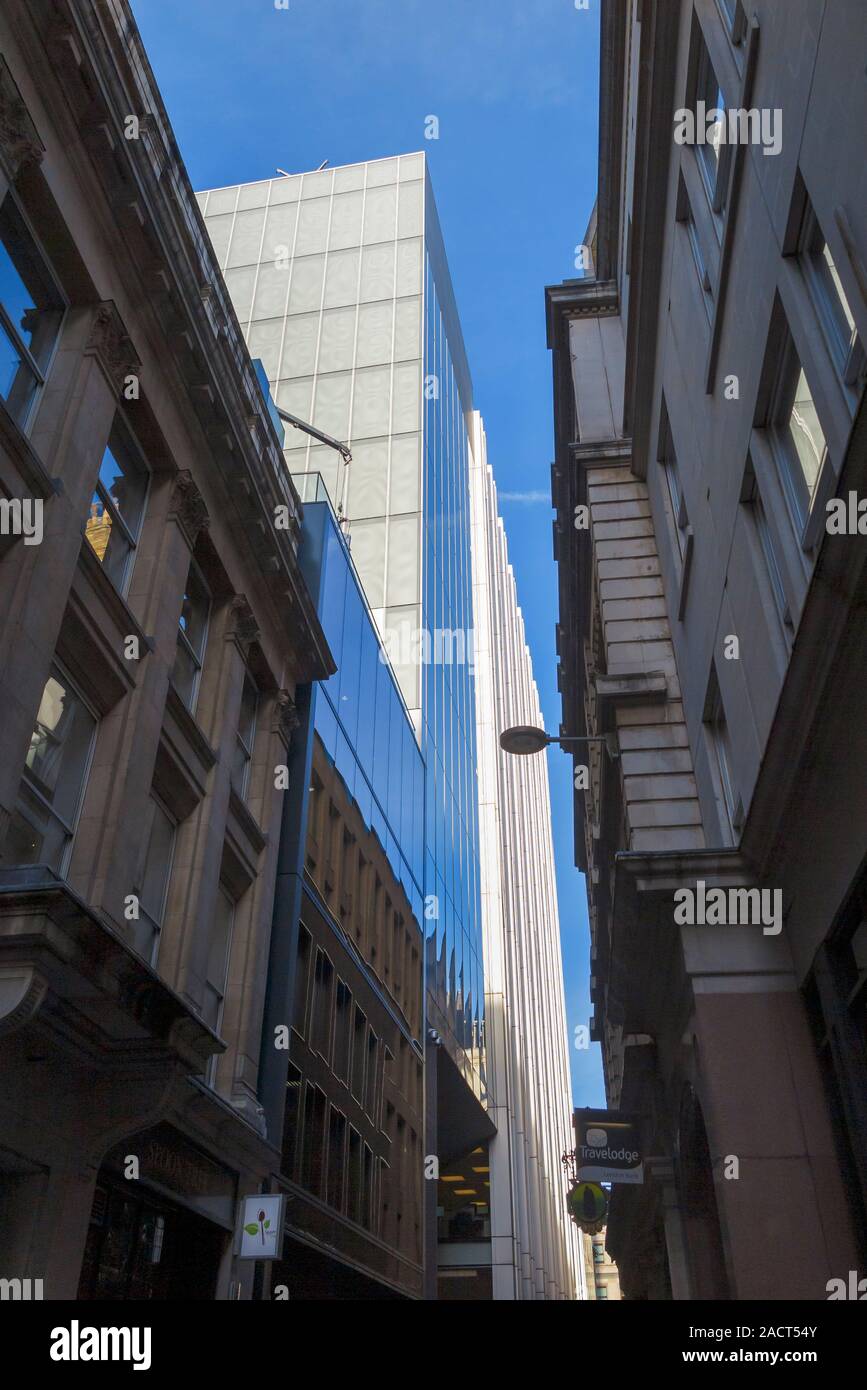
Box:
244;1206;274;1244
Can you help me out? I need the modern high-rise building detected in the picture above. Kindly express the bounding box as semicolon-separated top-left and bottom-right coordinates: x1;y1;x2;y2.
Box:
200;155;580;1299
548;0;866;1299
198;155;493;1296
470;415;583;1300
258;489;427;1299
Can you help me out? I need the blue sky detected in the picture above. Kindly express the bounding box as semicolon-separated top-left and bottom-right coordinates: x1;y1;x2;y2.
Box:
131;0;604;1106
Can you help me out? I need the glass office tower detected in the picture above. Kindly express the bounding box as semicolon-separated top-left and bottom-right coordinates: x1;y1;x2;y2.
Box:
198;154;485;1103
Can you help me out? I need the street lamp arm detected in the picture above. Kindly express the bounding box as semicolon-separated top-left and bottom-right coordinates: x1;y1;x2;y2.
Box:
499;724;619;759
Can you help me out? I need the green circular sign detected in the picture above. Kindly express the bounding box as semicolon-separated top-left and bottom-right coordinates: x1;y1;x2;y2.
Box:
566;1181;608;1229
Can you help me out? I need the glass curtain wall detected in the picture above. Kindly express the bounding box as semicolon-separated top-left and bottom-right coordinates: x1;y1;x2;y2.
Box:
423;251;484;1098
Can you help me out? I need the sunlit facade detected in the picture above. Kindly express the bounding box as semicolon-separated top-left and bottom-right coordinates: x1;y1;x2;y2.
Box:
470;416;583;1300
198;155;485;1103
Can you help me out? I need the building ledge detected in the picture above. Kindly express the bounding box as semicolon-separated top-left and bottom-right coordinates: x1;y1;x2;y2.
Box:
596;671;668;715
0;866;218;1070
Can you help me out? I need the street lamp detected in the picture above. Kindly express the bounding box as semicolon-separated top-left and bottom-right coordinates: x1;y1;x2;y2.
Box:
498;724;619;760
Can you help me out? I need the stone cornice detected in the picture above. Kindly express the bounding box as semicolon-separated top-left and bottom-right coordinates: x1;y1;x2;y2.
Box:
544;278;619;349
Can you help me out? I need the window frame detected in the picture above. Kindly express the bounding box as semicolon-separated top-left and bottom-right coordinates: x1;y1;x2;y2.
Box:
6;660;98;877
0;188;67;434
716;0;747;47
134;792;178;968
693;30;733;220
85;414;151;596
656;399;694;621
766;334;830;545
797;200;866;392
172;555;212;714
685;207;714;319
740;457;793;640
231;666;259;800
204;884;236;1085
703;670;741;842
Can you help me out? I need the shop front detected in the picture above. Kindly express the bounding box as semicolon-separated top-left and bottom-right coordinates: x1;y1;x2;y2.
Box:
78;1124;236;1301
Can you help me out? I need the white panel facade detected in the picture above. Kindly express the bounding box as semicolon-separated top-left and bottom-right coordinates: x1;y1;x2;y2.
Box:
469;414;585;1300
197;156;426;725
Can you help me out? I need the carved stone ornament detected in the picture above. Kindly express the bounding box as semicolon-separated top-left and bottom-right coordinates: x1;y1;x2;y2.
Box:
87;300;141;395
0;965;48;1037
170;469;210;545
0;57;45;180
228;594;260;652
275;689;300;745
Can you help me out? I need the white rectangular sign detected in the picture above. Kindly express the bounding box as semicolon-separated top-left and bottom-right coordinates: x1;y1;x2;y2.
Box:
238;1194;285;1261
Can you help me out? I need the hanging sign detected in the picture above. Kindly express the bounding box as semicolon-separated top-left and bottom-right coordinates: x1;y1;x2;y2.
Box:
237;1194;285;1261
566;1181;608;1233
575;1109;644;1185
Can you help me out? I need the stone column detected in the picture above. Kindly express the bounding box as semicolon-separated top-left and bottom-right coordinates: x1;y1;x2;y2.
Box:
217;684;299;1130
0;302;138;853
154;586;241;1009
646;1157;693;1300
69;469;209;937
693;983;861;1300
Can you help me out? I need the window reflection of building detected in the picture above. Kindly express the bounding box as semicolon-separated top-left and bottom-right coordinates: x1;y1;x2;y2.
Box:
1;665;97;874
435;1143;495;1299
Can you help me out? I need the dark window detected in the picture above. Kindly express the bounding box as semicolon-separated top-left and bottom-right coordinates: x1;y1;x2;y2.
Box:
0;192;64;428
299;1085;327;1196
365;1029;379;1119
348;1128;363;1225
292;927;312;1038
362;1143;374;1230
351;1007;367;1101
281;1063;302;1179
311;950;334;1060
333;980;352;1082
327;1109;347;1212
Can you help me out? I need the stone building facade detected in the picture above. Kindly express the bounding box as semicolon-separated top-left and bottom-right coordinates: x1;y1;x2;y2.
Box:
548;0;866;1298
0;0;331;1299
